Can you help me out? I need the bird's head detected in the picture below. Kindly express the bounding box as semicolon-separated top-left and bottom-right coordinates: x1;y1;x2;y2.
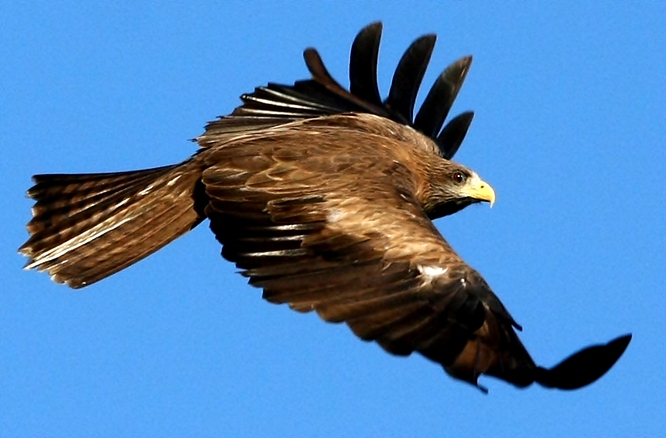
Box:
426;162;495;219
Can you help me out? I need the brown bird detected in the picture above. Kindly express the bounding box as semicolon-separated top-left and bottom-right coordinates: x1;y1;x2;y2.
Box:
20;23;630;392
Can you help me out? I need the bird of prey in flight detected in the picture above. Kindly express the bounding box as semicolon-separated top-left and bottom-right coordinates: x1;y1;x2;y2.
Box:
20;22;630;392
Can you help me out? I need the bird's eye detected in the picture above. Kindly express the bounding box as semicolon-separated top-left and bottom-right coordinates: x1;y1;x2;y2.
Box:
452;171;466;184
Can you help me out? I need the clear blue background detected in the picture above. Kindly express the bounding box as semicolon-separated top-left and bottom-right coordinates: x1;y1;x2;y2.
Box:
2;2;664;437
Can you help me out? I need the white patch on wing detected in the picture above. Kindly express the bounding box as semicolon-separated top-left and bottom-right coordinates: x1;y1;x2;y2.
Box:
166;174;181;186
418;265;448;282
327;208;348;223
138;184;155;196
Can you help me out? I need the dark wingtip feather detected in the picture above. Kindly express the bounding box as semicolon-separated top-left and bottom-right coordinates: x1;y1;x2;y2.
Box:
385;34;437;123
414;55;473;139
437;111;474;160
536;334;632;390
303;48;344;93
349;22;382;105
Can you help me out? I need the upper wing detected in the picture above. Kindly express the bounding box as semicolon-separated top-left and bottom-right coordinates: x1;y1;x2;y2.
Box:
199;22;473;160
200;130;541;390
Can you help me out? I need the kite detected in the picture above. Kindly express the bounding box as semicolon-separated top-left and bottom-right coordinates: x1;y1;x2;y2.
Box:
20;23;630;392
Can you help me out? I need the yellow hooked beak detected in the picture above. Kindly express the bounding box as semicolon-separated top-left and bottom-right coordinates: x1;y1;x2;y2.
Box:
460;173;496;207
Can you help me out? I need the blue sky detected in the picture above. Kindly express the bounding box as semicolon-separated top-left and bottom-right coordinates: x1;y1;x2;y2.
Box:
2;2;665;437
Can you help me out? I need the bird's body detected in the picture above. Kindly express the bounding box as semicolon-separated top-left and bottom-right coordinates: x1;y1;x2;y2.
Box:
20;23;630;392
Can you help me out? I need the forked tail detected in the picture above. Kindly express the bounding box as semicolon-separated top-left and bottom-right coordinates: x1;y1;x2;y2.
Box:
19;160;206;288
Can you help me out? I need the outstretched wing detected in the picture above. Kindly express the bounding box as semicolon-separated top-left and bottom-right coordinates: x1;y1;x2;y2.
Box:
199;22;473;160
199;123;631;391
200;128;542;391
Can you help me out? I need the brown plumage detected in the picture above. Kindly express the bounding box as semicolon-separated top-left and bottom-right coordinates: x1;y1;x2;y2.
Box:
19;23;630;392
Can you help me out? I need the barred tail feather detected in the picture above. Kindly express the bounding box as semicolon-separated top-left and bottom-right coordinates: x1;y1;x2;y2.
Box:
19;160;206;288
